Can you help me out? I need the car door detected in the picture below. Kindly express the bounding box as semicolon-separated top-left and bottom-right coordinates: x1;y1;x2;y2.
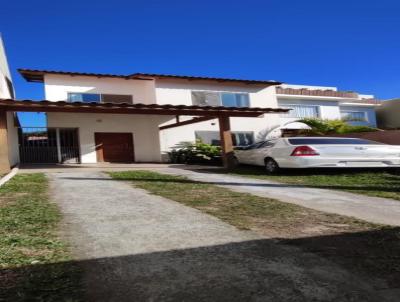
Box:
235;142;263;164
251;140;276;166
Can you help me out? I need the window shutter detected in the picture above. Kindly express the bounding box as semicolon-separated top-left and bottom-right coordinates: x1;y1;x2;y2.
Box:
191;91;220;106
102;94;133;104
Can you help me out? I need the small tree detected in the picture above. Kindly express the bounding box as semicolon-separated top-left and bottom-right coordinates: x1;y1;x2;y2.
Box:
299;118;378;135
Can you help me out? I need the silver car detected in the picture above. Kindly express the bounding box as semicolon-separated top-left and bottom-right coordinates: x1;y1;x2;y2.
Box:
234;137;400;173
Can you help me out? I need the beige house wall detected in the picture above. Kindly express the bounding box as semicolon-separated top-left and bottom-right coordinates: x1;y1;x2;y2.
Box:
47;112;171;163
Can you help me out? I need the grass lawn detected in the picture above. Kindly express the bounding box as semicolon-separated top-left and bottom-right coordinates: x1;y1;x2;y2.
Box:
0;173;82;302
110;170;400;291
109;170;378;237
229;166;400;201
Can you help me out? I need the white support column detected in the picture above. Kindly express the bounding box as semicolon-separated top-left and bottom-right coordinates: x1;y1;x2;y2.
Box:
56;128;62;163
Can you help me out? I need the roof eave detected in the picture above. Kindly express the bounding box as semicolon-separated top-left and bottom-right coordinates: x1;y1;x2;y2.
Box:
0;99;289;117
129;73;282;85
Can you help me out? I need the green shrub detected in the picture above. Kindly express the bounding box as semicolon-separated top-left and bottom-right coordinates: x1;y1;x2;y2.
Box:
168;140;222;165
299;118;378;135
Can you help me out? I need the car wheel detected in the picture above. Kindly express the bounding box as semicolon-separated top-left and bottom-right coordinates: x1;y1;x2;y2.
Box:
264;158;280;174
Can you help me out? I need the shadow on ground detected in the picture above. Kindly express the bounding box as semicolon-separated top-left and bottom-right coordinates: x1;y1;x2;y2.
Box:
1;228;399;302
191;165;400;196
56;174;400;195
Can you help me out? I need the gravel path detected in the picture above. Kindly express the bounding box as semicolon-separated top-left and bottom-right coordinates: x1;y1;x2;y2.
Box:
49;171;390;302
157;168;400;226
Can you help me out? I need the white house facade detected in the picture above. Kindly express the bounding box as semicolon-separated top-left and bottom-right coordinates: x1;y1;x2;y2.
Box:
1;68;379;168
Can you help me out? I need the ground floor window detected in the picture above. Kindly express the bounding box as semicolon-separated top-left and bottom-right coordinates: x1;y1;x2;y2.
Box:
195;131;254;146
340;111;367;122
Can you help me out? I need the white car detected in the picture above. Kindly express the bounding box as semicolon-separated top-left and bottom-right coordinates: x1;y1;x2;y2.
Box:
234;137;400;173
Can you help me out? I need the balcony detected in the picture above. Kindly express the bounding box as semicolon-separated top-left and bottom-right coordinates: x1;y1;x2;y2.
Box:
276;87;380;105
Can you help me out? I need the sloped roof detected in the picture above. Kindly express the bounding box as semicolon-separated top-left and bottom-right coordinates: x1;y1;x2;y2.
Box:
18;68;281;85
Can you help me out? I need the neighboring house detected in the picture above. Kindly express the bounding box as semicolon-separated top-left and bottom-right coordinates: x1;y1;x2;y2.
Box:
0;66;380;171
0;35;19;169
276;84;378;127
376;99;400;129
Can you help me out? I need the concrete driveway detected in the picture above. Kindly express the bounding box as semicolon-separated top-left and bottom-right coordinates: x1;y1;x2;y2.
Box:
156;168;400;226
49;171;391;302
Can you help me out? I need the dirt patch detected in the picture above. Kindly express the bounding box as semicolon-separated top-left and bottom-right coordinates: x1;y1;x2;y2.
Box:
0;193;29;207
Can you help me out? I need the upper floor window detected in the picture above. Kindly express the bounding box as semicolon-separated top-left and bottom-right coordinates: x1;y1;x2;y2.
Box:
67;93;133;104
68;93;101;103
281;104;319;118
341;111;367;122
191;91;250;107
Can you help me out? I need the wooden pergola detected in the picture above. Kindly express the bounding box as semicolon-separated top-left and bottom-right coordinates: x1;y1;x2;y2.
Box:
0;99;289;173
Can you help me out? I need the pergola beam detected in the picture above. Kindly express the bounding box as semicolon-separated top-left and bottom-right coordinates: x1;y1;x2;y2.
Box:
0;105;269;117
159;116;216;130
0;99;288;117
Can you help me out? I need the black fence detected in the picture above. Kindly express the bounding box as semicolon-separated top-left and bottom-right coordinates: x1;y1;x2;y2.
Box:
18;128;80;164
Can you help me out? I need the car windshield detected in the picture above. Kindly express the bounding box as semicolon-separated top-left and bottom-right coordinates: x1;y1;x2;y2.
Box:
288;138;384;145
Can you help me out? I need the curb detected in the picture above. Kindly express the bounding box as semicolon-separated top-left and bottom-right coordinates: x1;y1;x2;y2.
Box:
0;166;19;187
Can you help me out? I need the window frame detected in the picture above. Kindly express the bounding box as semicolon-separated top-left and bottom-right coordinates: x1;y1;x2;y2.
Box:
67;92;101;103
280;104;320;118
191;90;250;107
340;110;368;122
67;92;133;104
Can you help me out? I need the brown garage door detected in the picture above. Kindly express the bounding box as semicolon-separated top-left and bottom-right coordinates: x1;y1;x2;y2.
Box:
95;132;134;163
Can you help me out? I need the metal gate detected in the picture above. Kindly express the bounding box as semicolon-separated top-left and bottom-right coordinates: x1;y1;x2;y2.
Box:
18;128;80;164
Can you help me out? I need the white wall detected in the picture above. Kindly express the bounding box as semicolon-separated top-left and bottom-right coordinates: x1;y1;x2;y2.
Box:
0;37;13;99
44;74;157;104
47;113;170;163
0;71;11;99
155;79;277;106
155;79;280;152
6;112;19;166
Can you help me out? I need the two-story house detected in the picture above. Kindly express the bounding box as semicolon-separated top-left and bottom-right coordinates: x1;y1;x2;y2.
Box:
0;67;379;172
0;69;285;171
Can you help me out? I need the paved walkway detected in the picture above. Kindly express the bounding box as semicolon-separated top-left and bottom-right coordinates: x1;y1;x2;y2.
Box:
155;168;400;226
49;171;388;302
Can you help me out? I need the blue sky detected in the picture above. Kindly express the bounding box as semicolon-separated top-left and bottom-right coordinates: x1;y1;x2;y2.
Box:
1;0;400;126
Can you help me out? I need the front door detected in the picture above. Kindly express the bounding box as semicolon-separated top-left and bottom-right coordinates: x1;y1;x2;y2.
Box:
94;132;134;163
